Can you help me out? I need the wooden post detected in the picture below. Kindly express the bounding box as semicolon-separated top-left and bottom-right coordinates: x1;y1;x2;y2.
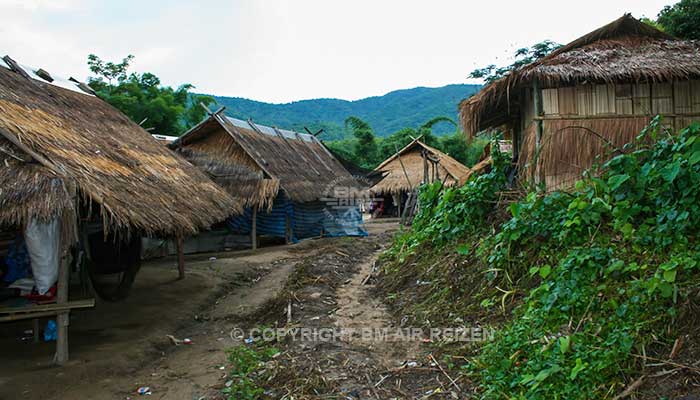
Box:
397;193;402;219
251;205;258;251
394;144;413;190
54;241;70;365
284;213;291;245
176;235;185;280
533;79;545;189
422;150;429;184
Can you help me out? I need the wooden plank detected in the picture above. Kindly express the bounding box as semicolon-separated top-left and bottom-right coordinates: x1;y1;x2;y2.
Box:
0;310;65;323
0;299;95;315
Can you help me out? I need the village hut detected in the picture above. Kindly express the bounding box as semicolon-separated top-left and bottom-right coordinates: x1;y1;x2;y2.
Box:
369;138;471;218
170;111;367;249
0;56;240;363
459;14;700;189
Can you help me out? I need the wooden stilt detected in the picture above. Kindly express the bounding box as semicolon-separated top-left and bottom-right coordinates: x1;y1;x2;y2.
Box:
284;214;291;245
54;245;70;365
176;235;185;280
533;79;546;189
251;205;258;251
397;193;402;219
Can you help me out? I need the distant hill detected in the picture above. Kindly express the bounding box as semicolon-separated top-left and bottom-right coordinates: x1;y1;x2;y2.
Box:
202;84;481;140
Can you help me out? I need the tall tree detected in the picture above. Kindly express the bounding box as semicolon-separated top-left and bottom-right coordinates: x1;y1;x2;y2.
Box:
87;54;214;136
345;116;378;168
657;0;700;39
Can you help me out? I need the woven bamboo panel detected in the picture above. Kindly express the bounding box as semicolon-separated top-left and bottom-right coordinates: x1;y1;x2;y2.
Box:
542;88;559;115
558;87;578;115
576;85;595;116
652;83;673;114
633;83;651;115
593;84;616;114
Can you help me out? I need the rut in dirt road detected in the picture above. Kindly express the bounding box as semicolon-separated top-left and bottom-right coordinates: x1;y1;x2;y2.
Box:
242;225;466;399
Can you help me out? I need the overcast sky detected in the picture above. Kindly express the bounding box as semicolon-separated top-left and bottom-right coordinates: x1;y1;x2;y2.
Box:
0;0;672;103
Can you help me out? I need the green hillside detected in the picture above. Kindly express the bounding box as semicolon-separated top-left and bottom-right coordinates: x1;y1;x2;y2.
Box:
202;84;481;140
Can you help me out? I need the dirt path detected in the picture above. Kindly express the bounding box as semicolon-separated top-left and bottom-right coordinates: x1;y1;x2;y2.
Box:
1;220;457;399
245;221;457;399
0;235;331;400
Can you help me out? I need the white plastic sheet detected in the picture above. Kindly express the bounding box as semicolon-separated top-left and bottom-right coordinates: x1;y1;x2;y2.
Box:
23;218;60;295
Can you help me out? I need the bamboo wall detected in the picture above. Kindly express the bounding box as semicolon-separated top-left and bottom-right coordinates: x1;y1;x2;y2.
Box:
519;80;700;190
539;81;700;129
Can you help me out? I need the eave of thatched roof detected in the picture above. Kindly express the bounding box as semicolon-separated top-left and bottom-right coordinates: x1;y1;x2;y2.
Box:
369;139;471;195
0;57;241;235
459;14;700;137
172;113;360;207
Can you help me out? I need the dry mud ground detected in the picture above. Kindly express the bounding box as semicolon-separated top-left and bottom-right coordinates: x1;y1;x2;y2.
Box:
1;220;456;400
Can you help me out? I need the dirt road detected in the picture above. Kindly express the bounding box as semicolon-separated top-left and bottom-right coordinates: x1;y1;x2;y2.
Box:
1;220;454;400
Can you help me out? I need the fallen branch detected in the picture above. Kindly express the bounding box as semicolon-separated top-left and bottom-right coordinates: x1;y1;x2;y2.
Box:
429;354;461;392
613;375;644;400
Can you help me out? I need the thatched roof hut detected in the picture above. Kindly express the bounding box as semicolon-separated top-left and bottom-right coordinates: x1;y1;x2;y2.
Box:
459;14;700;189
171;113;360;210
0;56;240;236
370;139;471;195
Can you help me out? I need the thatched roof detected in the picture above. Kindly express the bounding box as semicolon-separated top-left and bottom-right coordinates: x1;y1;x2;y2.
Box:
460;14;700;136
0;56;240;235
369;139;471;195
171;113;360;209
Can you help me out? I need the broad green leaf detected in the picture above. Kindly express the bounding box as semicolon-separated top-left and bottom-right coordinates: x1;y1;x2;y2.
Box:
663;269;677;283
539;265;552;279
660;160;681;182
559;336;571;354
607;174;630;191
689;151;700;165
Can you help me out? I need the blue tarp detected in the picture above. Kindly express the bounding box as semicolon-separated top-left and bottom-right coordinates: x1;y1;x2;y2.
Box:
227;193;367;242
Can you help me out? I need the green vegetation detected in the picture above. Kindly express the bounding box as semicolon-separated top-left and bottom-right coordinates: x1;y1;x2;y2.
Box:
657;0;700;39
224;344;279;400
87;54;213;136
206;84;482;140
380;119;700;398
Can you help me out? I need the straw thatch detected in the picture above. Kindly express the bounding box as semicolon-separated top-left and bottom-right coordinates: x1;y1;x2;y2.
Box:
370;139;471;195
172;114;360;209
460;14;700;137
0;57;240;235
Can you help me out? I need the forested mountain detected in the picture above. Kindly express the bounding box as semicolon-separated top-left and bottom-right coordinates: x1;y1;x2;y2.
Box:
203;84;481;140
